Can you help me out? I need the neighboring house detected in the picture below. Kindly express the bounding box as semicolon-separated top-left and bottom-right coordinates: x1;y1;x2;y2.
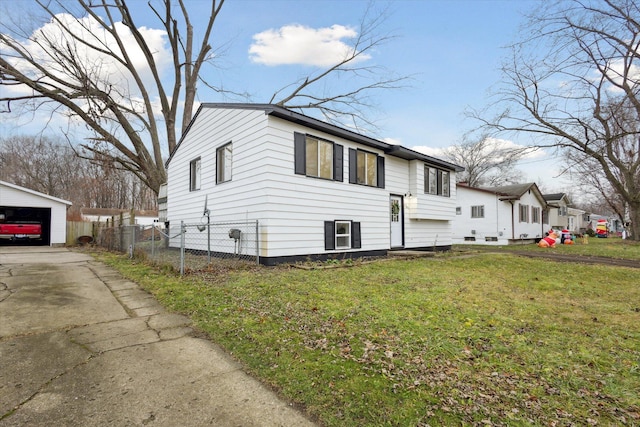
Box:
577;210;592;234
452;182;547;245
567;207;588;234
165;103;463;265
543;193;571;230
589;213;624;236
81;208;159;226
0;180;72;246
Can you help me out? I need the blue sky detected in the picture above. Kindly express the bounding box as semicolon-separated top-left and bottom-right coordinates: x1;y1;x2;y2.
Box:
191;0;535;147
173;0;565;190
3;0;571;191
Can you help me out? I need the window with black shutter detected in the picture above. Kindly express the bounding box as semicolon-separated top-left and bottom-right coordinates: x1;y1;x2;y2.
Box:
324;220;361;250
348;149;384;188
294;132;342;181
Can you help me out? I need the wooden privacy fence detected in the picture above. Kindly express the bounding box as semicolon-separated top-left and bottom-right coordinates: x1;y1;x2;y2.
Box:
66;221;96;245
67;210;141;245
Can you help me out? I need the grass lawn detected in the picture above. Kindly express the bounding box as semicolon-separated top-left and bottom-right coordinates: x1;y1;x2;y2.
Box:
455;235;640;261
95;244;640;426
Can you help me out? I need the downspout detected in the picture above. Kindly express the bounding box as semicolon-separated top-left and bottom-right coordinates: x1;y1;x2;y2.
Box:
510;201;515;240
496;196;499;238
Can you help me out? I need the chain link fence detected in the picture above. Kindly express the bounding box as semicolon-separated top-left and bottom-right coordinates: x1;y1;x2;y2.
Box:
95;220;259;274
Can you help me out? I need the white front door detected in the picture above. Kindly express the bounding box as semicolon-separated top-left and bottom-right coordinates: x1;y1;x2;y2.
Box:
390;195;403;248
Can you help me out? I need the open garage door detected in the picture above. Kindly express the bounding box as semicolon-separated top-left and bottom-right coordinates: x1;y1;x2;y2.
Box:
0;207;51;246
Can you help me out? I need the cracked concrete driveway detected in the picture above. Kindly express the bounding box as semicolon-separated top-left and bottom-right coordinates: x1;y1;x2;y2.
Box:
0;247;316;427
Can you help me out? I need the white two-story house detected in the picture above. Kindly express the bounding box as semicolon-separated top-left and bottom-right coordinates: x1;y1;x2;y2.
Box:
165;103;463;265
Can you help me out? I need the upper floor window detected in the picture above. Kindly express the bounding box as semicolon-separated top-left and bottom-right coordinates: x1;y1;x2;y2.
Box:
306;136;333;179
216;142;232;184
189;157;201;191
349;148;385;188
424;165;450;197
471;205;484;218
519;204;529;223
357;150;377;186
294;132;343;181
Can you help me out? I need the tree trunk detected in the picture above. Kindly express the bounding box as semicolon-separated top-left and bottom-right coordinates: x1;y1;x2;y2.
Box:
629;201;640;241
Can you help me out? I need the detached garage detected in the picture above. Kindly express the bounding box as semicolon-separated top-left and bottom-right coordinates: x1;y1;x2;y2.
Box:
0;180;72;246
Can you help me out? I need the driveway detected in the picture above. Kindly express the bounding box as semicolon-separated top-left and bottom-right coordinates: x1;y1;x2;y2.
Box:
0;247;315;426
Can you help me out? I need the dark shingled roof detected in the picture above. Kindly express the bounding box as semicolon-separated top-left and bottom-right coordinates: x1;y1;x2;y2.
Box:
543;193;566;201
459;182;547;206
168;103;464;172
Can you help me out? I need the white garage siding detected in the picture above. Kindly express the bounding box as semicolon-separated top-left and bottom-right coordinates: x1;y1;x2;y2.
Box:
0;181;72;246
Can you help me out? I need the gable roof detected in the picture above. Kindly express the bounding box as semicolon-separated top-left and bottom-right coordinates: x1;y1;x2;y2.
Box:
167;103;464;172
543;193;567;202
543;192;571;207
458;182;547;206
0;180;72;206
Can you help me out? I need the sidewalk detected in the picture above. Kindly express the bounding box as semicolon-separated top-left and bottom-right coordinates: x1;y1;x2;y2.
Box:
0;247;316;426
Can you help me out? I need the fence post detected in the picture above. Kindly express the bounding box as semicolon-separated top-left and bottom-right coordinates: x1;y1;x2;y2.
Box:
151;223;155;258
255;220;259;265
180;221;185;276
131;225;136;258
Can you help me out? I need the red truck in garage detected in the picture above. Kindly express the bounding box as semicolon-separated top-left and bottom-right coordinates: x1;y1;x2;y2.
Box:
0;222;42;241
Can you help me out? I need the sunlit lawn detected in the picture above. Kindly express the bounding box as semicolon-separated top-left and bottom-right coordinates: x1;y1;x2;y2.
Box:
95;246;640;426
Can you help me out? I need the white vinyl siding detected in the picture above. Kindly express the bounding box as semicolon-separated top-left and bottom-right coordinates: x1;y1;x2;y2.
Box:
385;157;456;248
404;160;456;221
452;185;546;245
166;106;457;259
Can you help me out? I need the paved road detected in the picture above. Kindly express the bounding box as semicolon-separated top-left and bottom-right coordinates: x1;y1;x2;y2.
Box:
0;247;316;427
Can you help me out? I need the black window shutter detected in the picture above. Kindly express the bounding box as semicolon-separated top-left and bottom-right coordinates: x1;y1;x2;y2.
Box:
294;132;306;175
348;148;357;184
334;144;343;182
377;156;385;188
352;221;361;249
324;221;335;250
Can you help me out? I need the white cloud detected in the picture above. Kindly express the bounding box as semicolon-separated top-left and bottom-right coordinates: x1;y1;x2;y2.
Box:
382;137;402;145
248;24;370;67
411;138;544;161
1;13;171;108
484;137;545;160
411;146;446;157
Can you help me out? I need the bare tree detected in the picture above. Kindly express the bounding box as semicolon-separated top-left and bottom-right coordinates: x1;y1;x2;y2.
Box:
0;0;406;194
0;135;156;210
441;133;536;187
570;150;634;233
471;0;640;240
